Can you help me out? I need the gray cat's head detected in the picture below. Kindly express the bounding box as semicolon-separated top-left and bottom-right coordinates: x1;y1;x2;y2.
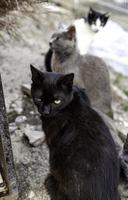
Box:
87;7;109;32
49;25;76;54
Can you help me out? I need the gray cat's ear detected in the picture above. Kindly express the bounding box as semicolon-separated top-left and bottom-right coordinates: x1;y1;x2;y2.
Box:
66;25;76;40
58;73;74;89
30;64;44;83
57;22;67;31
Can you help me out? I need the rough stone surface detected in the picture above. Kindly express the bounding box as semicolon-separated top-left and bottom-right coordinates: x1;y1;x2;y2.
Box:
0;75;18;199
21;84;31;97
24;124;45;147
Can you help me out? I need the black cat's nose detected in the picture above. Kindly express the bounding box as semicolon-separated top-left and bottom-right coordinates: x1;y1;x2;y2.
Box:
43;105;50;115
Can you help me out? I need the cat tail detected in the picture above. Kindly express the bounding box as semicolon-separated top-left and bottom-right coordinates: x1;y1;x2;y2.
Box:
123;133;128;154
44;48;53;72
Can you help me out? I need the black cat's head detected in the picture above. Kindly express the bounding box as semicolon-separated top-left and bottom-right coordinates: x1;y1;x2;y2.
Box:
87;7;109;32
49;25;76;54
30;65;74;117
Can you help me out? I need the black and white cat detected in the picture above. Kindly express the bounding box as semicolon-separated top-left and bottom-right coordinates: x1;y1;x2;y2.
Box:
86;7;109;31
74;7;109;55
44;7;109;68
30;65;120;200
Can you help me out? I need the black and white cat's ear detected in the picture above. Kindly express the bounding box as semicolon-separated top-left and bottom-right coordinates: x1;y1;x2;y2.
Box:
58;73;74;89
66;26;76;40
89;7;94;14
30;64;44;83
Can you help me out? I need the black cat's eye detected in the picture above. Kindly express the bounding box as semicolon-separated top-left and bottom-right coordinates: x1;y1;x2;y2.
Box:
54;99;62;105
36;98;41;101
34;97;42;103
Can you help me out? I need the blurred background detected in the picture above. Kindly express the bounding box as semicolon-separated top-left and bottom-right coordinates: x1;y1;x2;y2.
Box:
0;0;128;199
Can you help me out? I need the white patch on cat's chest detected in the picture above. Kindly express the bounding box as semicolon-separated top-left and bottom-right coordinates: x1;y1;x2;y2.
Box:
74;18;96;55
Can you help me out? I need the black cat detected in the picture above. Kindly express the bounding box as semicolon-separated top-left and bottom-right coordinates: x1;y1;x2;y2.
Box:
30;65;120;200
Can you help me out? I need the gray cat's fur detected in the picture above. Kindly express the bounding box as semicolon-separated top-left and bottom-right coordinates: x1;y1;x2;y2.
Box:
49;25;112;116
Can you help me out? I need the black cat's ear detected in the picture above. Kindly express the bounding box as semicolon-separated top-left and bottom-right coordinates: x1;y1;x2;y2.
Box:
66;26;76;40
58;73;74;89
30;64;44;84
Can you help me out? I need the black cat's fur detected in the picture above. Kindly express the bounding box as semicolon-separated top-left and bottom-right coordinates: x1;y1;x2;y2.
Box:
30;65;120;200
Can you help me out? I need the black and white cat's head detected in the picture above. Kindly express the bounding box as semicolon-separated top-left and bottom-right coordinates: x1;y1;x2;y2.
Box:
49;25;76;53
87;7;109;32
30;65;74;117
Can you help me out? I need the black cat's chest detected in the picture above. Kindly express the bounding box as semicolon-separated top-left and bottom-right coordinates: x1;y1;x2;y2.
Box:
42;117;73;146
43;120;60;146
49;130;76;181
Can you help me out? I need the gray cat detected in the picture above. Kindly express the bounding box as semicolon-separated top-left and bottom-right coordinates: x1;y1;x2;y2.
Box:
48;25;112;117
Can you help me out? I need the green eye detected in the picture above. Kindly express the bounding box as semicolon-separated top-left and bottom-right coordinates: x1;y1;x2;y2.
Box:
54;99;61;105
